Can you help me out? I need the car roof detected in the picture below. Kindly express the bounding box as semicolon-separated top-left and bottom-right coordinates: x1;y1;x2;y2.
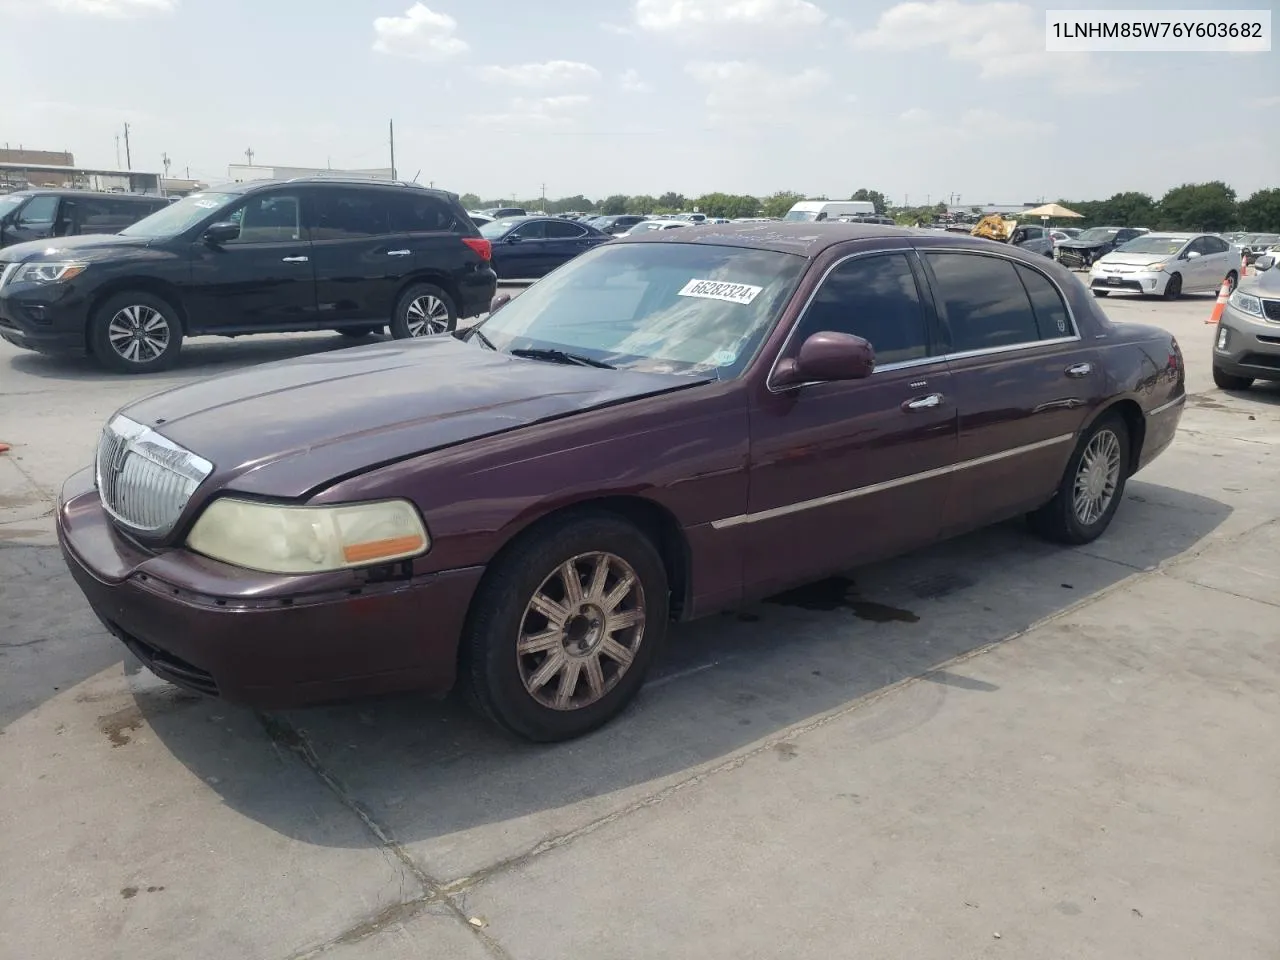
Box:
1139;233;1195;241
3;188;163;200
207;178;457;201
618;220;988;256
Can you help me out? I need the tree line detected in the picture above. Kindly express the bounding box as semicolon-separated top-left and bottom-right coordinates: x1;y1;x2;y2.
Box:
460;181;1280;232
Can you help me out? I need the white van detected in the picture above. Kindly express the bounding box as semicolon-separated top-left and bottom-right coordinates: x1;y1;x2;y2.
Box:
783;200;876;222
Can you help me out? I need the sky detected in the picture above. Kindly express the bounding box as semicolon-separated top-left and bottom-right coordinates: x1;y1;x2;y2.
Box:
2;0;1276;205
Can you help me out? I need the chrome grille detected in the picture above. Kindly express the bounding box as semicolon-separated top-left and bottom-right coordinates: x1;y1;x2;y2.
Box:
95;415;213;536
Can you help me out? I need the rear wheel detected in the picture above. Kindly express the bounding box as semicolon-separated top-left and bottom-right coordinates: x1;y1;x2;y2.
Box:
1212;366;1253;391
389;283;456;339
1161;273;1183;301
1029;414;1130;545
462;511;668;742
88;291;184;374
1224;271;1238;295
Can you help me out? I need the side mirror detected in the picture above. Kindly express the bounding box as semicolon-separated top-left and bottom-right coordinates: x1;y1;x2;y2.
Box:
489;293;512;314
1185;249;1201;259
505;233;523;243
203;221;240;244
773;331;875;389
1256;255;1275;271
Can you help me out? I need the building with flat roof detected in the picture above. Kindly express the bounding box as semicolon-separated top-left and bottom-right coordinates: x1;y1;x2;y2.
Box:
225;163;394;184
0;161;161;194
0;148;75;167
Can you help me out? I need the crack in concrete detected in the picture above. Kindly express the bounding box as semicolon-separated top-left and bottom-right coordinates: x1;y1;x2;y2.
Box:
257;712;515;960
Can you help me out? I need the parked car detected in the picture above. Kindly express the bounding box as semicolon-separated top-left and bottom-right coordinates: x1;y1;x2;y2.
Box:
784;201;875;222
1212;256;1280;390
1049;228;1080;243
483;207;527;219
1054;226;1148;268
0;178;495;372
591;215;650;235
1089;233;1238;300
467;211;495;227
479;216;612;280
0;189;170;249
620;219;691;236
58;223;1184;741
1235;233;1280;264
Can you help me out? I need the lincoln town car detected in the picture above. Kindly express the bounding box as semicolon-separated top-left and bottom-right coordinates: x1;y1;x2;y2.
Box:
58;224;1185;741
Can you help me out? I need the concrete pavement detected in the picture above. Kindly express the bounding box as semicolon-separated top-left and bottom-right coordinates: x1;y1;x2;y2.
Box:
1;291;1278;959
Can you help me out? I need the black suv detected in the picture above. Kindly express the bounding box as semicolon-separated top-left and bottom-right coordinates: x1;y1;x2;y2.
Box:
0;189;171;249
0;178;496;373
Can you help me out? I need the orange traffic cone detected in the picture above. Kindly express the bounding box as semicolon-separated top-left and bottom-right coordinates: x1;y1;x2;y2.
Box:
1205;277;1232;324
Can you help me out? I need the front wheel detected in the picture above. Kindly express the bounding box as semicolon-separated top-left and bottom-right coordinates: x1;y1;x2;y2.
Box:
462;511;669;742
88;291;184;374
389;283;457;339
1224;271;1238;295
1161;272;1183;301
1029;414;1130;545
1212;366;1253;391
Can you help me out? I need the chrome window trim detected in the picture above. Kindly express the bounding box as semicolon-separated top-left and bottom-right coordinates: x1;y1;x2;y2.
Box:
766;245;1084;395
1146;394;1186;417
711;432;1076;529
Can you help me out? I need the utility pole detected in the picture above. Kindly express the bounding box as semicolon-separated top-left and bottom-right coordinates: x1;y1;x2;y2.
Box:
245;146;254;166
122;123;132;169
185;166;190;179
161;152;171;178
389;119;396;180
115;135;121;168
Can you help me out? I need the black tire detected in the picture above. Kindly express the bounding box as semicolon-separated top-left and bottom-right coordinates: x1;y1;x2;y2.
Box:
1092;289;1110;297
88;291;184;374
337;325;382;339
1028;414;1130;546
462;511;669;742
1161;273;1182;301
388;283;457;339
1224;271;1238;295
1212;366;1253;391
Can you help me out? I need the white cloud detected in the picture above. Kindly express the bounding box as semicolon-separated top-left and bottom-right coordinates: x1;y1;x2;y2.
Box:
620;69;652;93
851;0;1126;93
39;0;173;15
470;95;591;128
636;0;826;33
477;60;600;88
600;21;635;35
686;61;830;123
899;106;932;123
899;105;1054;139
1250;94;1280;108
372;3;468;61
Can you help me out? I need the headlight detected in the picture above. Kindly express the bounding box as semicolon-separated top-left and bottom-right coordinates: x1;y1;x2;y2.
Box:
1230;291;1263;317
13;261;88;284
186;498;430;574
1147;262;1166;273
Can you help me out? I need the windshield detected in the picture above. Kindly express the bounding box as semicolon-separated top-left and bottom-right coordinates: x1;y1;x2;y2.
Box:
474;242;805;378
119;191;237;238
1076;228;1120;242
783;210;818;222
1116;236;1188;255
0;195;25;214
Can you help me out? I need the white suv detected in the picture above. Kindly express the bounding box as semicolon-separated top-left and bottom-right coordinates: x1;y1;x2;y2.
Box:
1089;232;1238;300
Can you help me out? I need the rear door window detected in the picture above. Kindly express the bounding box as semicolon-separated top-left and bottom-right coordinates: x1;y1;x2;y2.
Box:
925;253;1040;353
545;220;587;239
392;194;457;233
1014;264;1074;339
309;188;393;240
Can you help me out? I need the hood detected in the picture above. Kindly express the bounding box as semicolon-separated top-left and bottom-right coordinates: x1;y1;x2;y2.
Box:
0;233;153;262
123;335;714;499
1241;264;1280;296
1097;251;1169;267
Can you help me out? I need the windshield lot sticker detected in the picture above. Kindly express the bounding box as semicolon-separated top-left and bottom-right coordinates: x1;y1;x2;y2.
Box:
677;279;763;305
192;199;219;208
712;349;738;366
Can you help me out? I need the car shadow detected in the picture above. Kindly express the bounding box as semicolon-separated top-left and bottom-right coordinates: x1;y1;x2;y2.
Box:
129;480;1231;859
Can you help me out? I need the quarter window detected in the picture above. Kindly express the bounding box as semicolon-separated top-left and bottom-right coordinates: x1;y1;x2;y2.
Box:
391;195;456;233
1014;264;1074;339
545;220;587;239
793;253;929;365
926;253;1039;352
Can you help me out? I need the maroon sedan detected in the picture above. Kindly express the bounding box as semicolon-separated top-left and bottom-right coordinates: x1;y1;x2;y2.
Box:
59;224;1185;741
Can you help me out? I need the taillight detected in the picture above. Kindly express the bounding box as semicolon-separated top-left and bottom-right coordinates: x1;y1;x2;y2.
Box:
462;237;491;261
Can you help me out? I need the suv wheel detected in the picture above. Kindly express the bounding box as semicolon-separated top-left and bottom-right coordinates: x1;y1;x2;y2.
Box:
89;291;183;373
1212;366;1252;391
337;325;382;339
390;283;457;339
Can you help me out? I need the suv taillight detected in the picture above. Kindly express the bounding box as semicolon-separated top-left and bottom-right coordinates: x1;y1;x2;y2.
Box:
462;237;491;261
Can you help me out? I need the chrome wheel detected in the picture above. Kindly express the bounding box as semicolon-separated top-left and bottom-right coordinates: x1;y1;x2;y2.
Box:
106;304;171;363
516;552;645;711
1073;429;1122;526
404;295;450;337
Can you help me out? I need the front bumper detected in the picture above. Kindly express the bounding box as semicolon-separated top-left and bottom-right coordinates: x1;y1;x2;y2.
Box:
0;279;91;356
57;468;485;707
1213;301;1280;382
1088;268;1164;295
1055;247;1107;269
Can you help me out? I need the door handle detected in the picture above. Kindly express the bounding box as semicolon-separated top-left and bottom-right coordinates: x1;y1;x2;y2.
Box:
1065;362;1093;378
903;393;943;411
281;256;309;263
386;249;411;257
